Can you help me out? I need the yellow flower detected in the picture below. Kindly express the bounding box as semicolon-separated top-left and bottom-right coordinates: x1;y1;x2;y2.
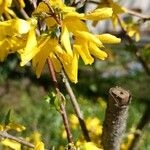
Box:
56;47;79;83
84;7;113;20
0;123;26;132
60;24;73;56
34;142;45;150
0;36;26;61
79;142;102;150
121;134;134;150
19;0;120;83
73;31;107;65
97;34;121;43
25;36;59;77
1;139;21;150
69;114;79;129
126;23;140;42
0;19;31;61
0;0;16;18
0;122;26;150
27;132;45;150
86;117;102;136
0;19;30;38
93;0;126;27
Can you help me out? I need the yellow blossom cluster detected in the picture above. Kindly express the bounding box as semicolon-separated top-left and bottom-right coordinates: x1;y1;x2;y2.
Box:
0;122;26;150
0;0;121;84
0;122;44;150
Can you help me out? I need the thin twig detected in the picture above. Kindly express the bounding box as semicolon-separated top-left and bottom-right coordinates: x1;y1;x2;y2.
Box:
0;131;34;148
13;0;29;19
102;86;131;150
61;70;91;142
71;0;88;6
43;0;90;142
125;9;150;20
117;14;150;150
117;16;150;76
42;0;62;25
28;0;37;9
47;59;73;143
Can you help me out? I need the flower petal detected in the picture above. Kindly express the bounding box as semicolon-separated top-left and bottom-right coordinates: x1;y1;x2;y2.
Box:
84;8;112;20
89;42;107;60
20;27;38;66
75;31;103;47
74;40;94;65
0;19;30;37
97;34;121;43
61;24;73;56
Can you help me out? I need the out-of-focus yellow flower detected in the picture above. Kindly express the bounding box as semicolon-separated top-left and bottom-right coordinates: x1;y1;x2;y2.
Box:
79;142;102;150
0;123;26;132
85;117;103;144
5;123;26;132
121;127;135;150
121;134;134;150
34;142;45;150
124;22;140;42
0;124;3;131
1;139;21;150
62;130;67;139
28;131;42;145
69;114;79;129
0;122;25;150
93;0;126;27
28;132;45;150
27;131;45;150
86;117;102;136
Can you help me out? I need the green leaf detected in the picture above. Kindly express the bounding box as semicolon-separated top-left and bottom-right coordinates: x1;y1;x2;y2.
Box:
54;94;61;112
4;109;11;126
44;95;51;103
45;92;61;112
46;92;66;112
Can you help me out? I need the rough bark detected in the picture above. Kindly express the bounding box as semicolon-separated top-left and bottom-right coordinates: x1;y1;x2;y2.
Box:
102;86;131;150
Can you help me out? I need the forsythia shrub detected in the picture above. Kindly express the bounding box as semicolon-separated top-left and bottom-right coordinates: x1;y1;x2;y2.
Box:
0;0;144;149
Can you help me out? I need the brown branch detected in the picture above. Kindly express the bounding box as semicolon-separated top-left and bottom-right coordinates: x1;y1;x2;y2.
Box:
28;0;37;9
117;16;150;76
0;131;34;148
125;9;150;21
102;86;131;150
61;70;91;142
129;104;150;150
42;0;62;25
117;15;150;150
43;0;90;142
13;0;29;19
71;0;88;6
47;58;73;143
